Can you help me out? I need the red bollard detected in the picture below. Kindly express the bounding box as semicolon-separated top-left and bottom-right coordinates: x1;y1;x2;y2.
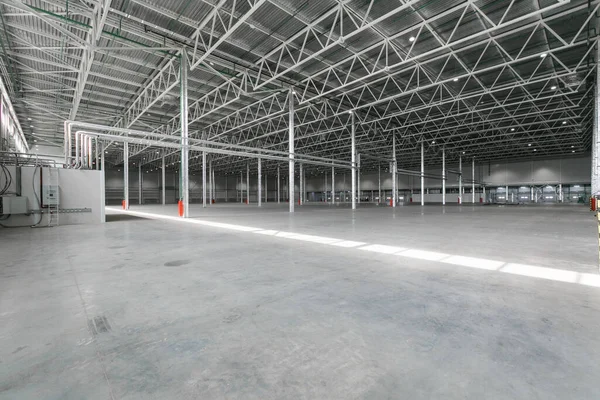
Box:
178;200;184;217
480;197;483;203
122;200;126;210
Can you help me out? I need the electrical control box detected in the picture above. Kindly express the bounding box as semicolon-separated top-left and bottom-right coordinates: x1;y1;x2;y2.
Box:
1;196;28;214
42;185;59;206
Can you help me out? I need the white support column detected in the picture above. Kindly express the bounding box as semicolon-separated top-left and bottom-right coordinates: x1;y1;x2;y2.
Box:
351;112;356;210
265;172;267;203
378;164;381;204
472;158;476;203
559;183;563;202
75;133;80;167
202;152;207;208
277;165;280;204
392;134;396;208
483;186;486;203
357;156;361;205
324;172;328;204
95;138;99;170
303;168;306;203
331;166;335;204
258;157;262;207
299;163;303;206
123;142;129;209
240;171;243;204
506;185;509;203
161;156;166;205
209;159;213;204
289;89;295;213
593;40;600;196
88;136;92;169
531;186;534;202
180;49;189;218
212;168;215;203
442;148;446;205
138;165;142;205
458;156;462;204
100;143;105;172
246;162;250;204
420;141;425;206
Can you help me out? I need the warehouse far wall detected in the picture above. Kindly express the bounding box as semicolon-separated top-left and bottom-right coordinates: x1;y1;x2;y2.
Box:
105;155;591;205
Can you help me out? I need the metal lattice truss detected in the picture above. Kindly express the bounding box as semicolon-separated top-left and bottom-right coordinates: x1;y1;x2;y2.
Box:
0;0;597;174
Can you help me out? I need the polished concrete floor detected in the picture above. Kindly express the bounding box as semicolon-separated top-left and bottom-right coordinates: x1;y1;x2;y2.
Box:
1;203;600;399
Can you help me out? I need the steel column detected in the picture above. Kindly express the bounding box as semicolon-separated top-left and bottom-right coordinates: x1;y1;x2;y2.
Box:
180;49;189;218
593;39;600;196
331;166;335;204
357;159;361;204
324;172;328;204
246;162;250;204
442;148;446;205
559;183;563;202
265;171;267;203
378;164;381;204
258;157;262;207
212;168;215;203
138;165;142;205
459;156;462;204
299;163;303;205
392;134;396;208
420;141;424;206
161;156;166;205
124;142;129;209
240;171;243;204
209;159;213;204
472;158;476;203
289;89;295;213
95;138;99;170
351;112;356;210
100;143;105;172
88;136;92;169
277;165;280;203
202;152;207;207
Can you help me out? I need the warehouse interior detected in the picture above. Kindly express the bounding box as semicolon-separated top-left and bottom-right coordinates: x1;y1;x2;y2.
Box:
2;0;600;399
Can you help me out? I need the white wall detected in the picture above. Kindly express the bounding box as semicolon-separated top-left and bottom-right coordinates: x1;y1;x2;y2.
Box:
1;166;104;226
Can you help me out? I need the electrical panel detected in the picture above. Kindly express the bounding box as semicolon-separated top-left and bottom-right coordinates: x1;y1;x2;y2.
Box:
42;185;59;206
41;167;59;208
1;196;28;214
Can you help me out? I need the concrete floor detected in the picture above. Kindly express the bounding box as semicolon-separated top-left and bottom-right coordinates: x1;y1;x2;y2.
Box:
1;203;600;399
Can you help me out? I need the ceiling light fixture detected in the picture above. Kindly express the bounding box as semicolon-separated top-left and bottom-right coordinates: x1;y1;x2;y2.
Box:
409;36;415;42
528;144;532;147
562;121;567;125
540;53;547;58
551;85;557;90
510;128;515;131
453;78;458;82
